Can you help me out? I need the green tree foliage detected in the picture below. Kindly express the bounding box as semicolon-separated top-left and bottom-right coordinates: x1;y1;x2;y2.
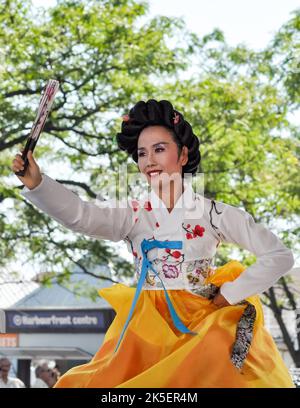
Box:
0;2;299;306
0;0;194;281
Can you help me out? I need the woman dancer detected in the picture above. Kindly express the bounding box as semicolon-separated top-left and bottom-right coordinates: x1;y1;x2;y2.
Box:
12;99;295;387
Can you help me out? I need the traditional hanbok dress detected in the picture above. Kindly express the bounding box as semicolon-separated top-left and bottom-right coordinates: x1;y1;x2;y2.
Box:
21;174;295;388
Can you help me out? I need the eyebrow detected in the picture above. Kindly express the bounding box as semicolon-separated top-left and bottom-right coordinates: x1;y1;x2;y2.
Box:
137;142;169;151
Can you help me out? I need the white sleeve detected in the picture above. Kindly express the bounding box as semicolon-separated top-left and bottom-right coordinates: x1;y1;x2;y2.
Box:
21;174;136;242
210;201;295;304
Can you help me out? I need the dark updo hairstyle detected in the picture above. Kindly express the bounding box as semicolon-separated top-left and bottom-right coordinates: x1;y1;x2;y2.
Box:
116;99;201;175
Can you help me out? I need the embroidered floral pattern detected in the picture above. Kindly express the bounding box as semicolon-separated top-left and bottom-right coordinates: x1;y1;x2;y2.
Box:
186;259;214;286
164;249;183;261
147;256;184;283
130;199;139;212
230;302;256;370
145;269;156;285
162;264;180;278
182;222;205;239
144;201;152;211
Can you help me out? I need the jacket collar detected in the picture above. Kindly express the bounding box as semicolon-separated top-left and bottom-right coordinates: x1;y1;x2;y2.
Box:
149;179;196;211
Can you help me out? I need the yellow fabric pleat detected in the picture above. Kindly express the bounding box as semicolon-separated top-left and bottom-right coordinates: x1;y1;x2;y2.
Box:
54;260;295;388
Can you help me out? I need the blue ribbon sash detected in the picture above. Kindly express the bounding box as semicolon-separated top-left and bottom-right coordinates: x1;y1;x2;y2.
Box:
114;238;198;353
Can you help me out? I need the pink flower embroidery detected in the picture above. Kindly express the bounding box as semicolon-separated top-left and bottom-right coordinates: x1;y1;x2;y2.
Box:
164;249;183;260
182;222;205;239
162;264;179;278
171;250;181;259
131;199;139;212
193;224;205;237
144;201;152;211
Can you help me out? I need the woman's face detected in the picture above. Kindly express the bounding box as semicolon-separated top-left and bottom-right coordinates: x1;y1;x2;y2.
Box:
137;126;188;185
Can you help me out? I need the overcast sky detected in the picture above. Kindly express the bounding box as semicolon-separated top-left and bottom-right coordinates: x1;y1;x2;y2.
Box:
32;0;299;50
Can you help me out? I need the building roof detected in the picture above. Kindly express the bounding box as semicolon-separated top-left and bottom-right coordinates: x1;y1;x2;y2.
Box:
0;264;115;310
0;273;39;309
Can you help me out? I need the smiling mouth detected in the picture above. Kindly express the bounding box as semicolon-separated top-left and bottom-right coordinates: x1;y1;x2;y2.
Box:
147;170;162;177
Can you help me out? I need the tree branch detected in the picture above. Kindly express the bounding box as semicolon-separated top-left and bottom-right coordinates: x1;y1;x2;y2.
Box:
268;287;298;363
56;179;97;199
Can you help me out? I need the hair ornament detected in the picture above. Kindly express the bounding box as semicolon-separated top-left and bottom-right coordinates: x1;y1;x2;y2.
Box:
122;114;130;122
173;112;180;125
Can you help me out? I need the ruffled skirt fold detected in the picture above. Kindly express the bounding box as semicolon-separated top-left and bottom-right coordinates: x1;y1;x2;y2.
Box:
54;260;294;388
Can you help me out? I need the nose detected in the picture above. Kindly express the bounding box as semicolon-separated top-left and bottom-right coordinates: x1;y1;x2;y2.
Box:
144;151;157;168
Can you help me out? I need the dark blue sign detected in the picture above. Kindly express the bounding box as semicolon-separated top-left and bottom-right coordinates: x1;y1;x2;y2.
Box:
5;309;115;333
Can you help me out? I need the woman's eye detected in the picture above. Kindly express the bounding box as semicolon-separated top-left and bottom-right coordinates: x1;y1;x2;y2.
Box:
138;148;164;158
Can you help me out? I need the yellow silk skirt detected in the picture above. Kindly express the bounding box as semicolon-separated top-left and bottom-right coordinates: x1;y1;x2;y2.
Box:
54;260;295;388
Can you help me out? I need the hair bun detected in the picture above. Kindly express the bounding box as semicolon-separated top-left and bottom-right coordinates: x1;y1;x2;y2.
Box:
116;99;201;175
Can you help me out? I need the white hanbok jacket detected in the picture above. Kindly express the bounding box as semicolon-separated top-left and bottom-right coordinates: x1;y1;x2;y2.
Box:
21;174;294;305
